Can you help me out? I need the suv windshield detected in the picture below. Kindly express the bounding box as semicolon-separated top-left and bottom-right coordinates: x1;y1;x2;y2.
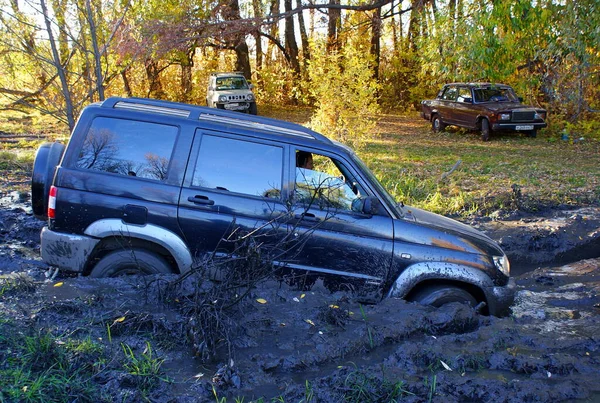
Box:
215;77;249;91
473;87;518;103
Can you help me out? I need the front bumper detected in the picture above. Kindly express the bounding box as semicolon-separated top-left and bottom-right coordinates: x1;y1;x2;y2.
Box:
41;227;99;273
216;102;251;111
486;277;516;316
492;122;547;132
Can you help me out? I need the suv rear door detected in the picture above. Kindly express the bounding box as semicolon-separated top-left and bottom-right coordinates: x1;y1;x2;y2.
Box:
178;130;290;264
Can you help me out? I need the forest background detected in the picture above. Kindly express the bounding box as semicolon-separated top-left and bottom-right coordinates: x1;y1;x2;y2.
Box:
1;0;599;141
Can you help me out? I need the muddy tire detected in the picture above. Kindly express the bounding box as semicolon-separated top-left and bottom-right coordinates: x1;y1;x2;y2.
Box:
481;119;491;141
248;102;258;115
431;116;446;133
31;142;65;220
410;284;477;308
90;249;173;278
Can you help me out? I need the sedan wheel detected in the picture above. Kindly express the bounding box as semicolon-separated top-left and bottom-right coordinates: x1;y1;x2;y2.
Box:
432;116;446;133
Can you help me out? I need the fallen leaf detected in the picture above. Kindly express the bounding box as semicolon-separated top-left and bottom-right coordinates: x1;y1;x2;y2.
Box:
256;298;267;304
329;304;339;309
113;316;126;325
547;371;552;378
293;297;300;302
193;372;205;379
53;282;64;287
305;319;315;326
300;293;305;299
440;360;452;371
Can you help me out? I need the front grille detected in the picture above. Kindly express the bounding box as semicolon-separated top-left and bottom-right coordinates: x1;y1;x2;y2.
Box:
226;95;247;101
512;111;535;121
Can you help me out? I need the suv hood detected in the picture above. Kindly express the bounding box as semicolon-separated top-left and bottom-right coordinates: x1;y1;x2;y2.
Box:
397;206;504;256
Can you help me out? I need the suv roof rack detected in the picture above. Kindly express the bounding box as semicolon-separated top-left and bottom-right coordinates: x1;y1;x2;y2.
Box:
101;97;331;143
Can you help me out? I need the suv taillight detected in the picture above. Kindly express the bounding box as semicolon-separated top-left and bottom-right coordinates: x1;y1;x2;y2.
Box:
48;186;57;218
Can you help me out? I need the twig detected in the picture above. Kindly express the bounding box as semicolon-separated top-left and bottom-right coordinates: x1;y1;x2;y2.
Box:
440;160;461;181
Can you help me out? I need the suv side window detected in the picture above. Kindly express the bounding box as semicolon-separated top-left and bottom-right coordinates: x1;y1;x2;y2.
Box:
295;150;362;212
192;134;283;198
75;117;177;181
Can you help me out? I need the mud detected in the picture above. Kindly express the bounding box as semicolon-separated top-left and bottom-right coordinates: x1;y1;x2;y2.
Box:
1;188;600;402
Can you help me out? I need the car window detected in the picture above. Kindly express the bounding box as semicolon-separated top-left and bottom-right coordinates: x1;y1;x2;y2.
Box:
215;77;249;90
457;87;472;103
295;150;363;212
75;117;177;181
473;87;518;103
441;87;458;101
192;135;283;198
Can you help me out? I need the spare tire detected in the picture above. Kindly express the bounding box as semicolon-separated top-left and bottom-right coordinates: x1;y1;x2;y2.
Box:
31;142;65;220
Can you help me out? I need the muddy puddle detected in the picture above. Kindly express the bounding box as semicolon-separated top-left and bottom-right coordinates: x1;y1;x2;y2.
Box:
1;191;600;401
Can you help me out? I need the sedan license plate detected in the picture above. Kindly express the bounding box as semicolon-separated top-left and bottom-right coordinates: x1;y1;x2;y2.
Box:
515;125;534;130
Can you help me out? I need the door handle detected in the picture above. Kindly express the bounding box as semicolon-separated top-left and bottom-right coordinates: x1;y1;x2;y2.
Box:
188;195;215;205
294;212;320;222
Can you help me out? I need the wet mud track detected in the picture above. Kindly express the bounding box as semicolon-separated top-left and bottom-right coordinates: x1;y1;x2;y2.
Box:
1;191;600;402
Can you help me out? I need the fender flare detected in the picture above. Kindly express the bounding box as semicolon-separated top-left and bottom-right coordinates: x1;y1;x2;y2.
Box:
84;219;193;273
387;262;494;301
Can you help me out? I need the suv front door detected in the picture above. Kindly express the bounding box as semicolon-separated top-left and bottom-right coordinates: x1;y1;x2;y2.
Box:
287;148;394;294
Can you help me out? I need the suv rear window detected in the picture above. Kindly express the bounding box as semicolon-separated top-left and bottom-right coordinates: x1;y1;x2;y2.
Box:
76;117;177;181
192;134;283;198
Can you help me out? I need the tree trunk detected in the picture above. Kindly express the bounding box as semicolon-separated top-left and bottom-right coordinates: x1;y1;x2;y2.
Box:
284;0;300;76
86;0;104;100
408;0;425;52
121;67;133;97
40;0;75;130
296;0;310;64
252;0;263;70
145;59;165;99
327;0;341;52
370;7;381;81
224;0;252;79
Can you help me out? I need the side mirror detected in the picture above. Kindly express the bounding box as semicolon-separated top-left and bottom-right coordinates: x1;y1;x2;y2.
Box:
208;86;214;91
518;96;524;102
249;84;254;90
362;196;383;216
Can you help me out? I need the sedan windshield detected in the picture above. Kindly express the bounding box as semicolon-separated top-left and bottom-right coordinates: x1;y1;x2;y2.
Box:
473;87;518;103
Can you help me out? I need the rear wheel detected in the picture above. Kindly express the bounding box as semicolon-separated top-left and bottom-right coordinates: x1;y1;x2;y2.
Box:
410;284;477;308
431;116;446;133
481;119;491;141
90;249;173;278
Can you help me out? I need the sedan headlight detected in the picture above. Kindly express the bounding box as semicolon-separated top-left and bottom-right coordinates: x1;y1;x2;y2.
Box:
493;255;510;276
534;112;545;120
498;113;511;121
246;94;255;101
218;95;228;102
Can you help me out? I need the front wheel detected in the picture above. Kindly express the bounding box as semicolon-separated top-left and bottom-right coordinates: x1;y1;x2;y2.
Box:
481;119;491;141
90;249;173;278
248;102;258;115
409;284;477;308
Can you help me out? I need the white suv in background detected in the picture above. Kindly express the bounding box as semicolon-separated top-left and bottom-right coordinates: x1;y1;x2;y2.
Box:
206;72;257;115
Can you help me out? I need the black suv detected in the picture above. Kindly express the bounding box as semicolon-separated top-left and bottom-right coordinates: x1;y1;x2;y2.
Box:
32;97;515;316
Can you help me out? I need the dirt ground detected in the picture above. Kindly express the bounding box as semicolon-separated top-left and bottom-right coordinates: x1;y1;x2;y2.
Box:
1;113;600;402
1;184;600;402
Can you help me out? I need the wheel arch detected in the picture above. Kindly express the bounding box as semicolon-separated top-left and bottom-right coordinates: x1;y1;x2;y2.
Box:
387;262;492;309
83;219;193;275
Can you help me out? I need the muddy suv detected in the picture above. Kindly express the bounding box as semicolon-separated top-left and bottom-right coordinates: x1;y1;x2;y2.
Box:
421;83;547;141
206;72;257;115
31;97;515;316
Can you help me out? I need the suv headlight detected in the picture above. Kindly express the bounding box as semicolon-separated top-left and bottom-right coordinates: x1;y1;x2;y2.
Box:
493;255;510;276
218;95;228;103
498;113;511;121
246;94;255;101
